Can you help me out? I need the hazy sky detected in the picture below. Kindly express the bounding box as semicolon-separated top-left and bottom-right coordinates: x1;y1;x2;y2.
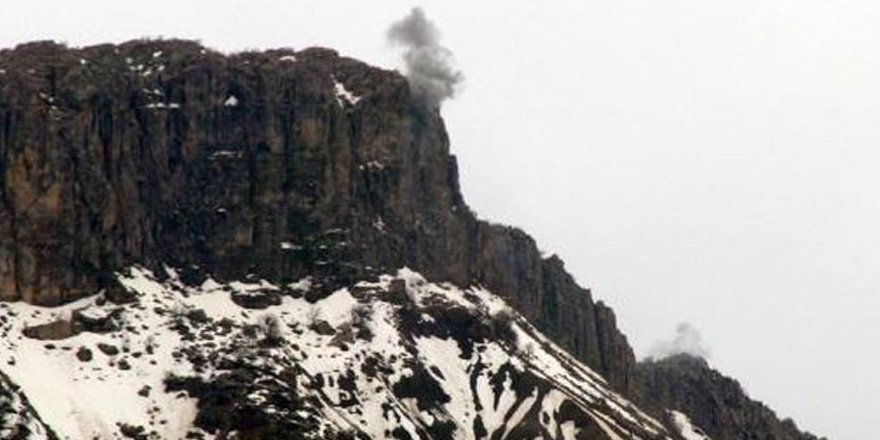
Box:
3;1;879;438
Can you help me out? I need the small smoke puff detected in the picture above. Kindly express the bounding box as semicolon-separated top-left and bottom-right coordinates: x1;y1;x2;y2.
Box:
387;7;463;108
648;322;710;360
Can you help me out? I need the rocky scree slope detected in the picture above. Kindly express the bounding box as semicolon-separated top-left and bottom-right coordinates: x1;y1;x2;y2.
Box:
0;40;822;439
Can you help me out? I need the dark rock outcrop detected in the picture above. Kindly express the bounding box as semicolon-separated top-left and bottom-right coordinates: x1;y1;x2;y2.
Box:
0;39;635;392
633;354;823;440
21;319;77;341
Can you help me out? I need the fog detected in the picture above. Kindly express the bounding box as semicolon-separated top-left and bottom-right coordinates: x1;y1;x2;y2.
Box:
3;1;879;438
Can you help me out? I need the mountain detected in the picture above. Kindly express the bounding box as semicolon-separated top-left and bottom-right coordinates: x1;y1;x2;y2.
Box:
633;355;823;440
0;39;821;439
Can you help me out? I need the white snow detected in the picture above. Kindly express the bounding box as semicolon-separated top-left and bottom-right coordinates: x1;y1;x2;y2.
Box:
280;241;302;250
0;273;202;439
287;277;312;292
670;410;712;440
332;76;360;107
360;160;385;171
209;150;243;159
559;421;580;439
279;55;297;62
0;265;674;439
0;372;53;439
223;95;239;107
145;102;181;109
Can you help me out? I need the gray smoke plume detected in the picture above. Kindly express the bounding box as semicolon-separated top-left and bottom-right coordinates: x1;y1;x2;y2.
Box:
648;322;711;360
387;7;463;108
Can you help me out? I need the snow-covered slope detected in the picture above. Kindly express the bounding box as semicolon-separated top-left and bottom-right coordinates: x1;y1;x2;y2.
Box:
0;266;702;439
0;369;56;439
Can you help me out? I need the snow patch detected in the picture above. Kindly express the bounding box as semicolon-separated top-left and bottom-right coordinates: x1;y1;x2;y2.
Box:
280;241;302;251
360;160;385;171
670;410;712;440
145;102;181;109
332;76;360;107
209;150;243;159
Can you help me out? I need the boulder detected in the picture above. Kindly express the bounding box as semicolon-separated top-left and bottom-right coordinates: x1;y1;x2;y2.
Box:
22;319;78;341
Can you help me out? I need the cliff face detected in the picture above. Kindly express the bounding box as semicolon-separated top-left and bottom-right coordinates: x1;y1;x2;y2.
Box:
0;40;634;392
633;355;824;440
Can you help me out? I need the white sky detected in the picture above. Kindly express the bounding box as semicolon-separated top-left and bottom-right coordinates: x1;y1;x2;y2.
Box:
3;1;878;438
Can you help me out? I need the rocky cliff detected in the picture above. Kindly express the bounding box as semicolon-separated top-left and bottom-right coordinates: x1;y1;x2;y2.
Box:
0;39;633;393
634;355;823;440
